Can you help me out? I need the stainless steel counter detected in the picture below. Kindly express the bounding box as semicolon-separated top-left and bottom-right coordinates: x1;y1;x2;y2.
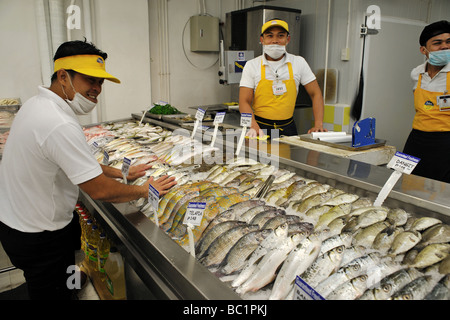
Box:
80;115;450;300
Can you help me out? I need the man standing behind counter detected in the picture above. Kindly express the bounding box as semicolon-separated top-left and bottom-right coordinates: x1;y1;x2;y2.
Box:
403;20;450;183
239;19;327;138
0;40;176;300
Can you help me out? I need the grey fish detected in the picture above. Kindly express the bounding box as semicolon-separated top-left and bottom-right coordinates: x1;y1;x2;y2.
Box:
425;274;450;300
353;221;391;248
372;225;404;254
318;232;353;256
239;205;277;223
261;215;303;230
388;230;422;257
226;200;266;218
199;224;260;268
287;222;315;236
202;209;238;235
420;224;450;247
326;275;369;300
269;233;323;300
352;208;388;230
300;245;346;288
359;267;423;300
386;208;409;227
390;275;436;300
340;245;367;266
322;193;359;206
409;217;442;232
218;229;273;276
196;220;247;258
250;209;285;229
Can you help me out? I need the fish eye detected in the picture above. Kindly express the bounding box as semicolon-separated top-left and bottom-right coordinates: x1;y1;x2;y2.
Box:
402;294;412;300
382;284;391;293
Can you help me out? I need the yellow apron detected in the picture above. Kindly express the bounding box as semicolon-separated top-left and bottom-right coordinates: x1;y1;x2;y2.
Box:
253;61;297;121
412;72;450;132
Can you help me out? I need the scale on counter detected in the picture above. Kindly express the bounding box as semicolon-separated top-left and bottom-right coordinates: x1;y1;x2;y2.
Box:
352;117;376;147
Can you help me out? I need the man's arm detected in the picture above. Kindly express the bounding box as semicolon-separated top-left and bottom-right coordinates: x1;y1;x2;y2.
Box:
304;80;327;133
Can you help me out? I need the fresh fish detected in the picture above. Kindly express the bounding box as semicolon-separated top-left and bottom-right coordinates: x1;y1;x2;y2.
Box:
278;182;319;207
327;216;351;237
236;232;306;295
420;224;450;247
265;189;287;205
206;165;225;181
226;200;266;219
318;232;353;256
439;256;450;274
195;220;247;258
350;197;373;209
389;275;436;300
269;233;323;300
410;243;450;269
202;209;238;235
322;193;359;206
353;221;391;248
199;186;238;197
300;184;331;200
372;225;404;254
386;208;409;227
314;203;352;231
344;208;388;232
300;245;346;288
199;224;260;268
364;260;403;290
349;206;388;217
326;275;369;300
359;267;423;300
340;245;367;266
425;274;450;300
218;229;274;276
388;230;422;257
272;172;297;184
239;205;277;223
261;215;304;230
159;190;200;226
315;252;381;297
294;192;334;216
220;171;244;186
249;209;285;229
303;205;333;221
232;223;290;288
409;217;442;232
287;222;315;236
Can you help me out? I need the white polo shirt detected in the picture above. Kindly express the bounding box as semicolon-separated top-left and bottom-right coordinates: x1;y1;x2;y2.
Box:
240;52;316;92
411;62;450;91
0;86;102;232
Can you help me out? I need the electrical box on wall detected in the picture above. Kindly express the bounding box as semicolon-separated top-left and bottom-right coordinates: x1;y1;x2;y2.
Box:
190;15;219;52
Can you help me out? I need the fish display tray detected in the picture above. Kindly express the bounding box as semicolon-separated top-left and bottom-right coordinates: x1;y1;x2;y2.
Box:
298;134;386;151
162;113;213;124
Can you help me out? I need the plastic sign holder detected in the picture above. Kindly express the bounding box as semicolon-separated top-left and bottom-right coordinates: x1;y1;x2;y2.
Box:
373;151;420;207
121;157;131;184
210;111;226;147
294;276;325;300
191;108;206;139
148;184;160;226
183;202;206;257
352;117;376;147
236;113;252;156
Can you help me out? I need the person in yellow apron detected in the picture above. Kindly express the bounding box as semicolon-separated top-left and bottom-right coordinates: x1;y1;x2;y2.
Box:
403;20;450;182
239;19;326;139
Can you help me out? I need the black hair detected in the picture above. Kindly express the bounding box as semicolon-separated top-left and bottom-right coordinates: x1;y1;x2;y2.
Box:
51;39;108;82
419;20;450;46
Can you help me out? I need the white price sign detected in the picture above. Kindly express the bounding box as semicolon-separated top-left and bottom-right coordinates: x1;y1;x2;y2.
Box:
195;108;206;121
148;184;160;211
240;113;252;127
214;112;226;124
183;202;206;226
387;151;420;174
121;157;131;176
294;276;325;300
102;150;109;165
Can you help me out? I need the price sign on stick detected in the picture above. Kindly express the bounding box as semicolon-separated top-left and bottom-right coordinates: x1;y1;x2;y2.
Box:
210;112;226;146
373;152;420;207
191;108;206;139
121;157;131;184
148;184;160;226
184;202;206;257
236;113;252;156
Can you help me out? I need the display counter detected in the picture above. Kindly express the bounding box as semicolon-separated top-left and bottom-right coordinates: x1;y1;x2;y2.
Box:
80;115;450;300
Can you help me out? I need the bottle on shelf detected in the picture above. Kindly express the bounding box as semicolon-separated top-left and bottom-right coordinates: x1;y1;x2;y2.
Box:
104;247;126;300
85;224;100;270
97;233;110;280
82;219;93;257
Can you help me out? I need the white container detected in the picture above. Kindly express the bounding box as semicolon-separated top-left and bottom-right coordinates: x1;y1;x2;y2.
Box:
104;247;126;300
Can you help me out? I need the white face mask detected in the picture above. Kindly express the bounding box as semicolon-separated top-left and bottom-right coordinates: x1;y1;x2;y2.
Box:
61;72;97;115
263;44;286;60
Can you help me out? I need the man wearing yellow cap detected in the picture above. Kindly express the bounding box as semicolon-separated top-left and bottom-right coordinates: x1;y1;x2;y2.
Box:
239;19;327;138
0;40;176;299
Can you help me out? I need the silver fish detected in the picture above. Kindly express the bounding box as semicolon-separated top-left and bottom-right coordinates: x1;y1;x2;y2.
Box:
261;215;304;230
425;274;450;300
322;193;359;206
269;233;323;300
199;224;260;268
345;208;388;232
420;224;450;247
250;209;285;229
390;275;436;300
300;245;346;288
372;225;404;254
236;232;306;295
326;275;369;300
291;192;334;216
239;205;277;223
301;184;331;200
359;267;423;300
232;223;290;288
386;208;409;227
218;229;273;276
353;221;391;248
226;200;266;219
318;232;353;256
314;203;352;231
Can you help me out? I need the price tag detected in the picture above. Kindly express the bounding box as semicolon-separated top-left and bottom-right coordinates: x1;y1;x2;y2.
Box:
102;150;109;165
294;276;325;300
183;202;206;226
214;112;226;124
387;151;420;175
90;141;99;154
195;108;206;121
148;184;160;226
121;157;131;184
240;113;252;127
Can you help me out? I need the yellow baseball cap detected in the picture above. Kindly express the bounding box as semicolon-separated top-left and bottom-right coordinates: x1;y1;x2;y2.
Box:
54;54;120;83
261;19;289;34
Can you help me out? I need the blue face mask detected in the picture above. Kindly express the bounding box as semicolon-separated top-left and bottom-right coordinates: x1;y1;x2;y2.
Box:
428;50;450;66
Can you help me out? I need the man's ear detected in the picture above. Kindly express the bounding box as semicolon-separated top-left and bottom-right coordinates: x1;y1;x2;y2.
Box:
419;46;428;57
